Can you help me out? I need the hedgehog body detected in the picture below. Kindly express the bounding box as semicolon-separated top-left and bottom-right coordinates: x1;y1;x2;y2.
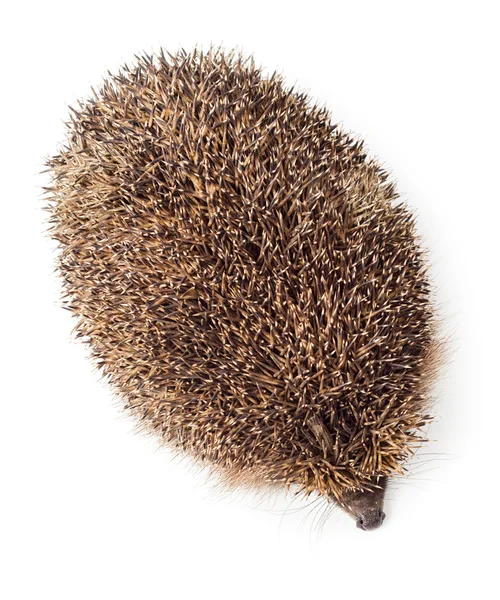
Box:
47;49;438;529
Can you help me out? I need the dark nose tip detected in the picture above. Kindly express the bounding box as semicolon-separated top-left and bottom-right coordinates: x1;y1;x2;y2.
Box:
356;509;386;531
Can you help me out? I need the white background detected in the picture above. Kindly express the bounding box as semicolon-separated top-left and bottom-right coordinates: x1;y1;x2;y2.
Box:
1;1;498;598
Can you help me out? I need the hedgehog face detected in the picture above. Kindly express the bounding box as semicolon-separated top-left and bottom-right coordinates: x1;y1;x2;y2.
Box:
340;477;387;531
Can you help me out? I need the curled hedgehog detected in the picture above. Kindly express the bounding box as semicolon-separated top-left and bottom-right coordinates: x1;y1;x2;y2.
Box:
46;48;440;530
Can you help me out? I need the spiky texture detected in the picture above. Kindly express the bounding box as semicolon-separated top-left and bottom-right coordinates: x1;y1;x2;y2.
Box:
46;48;438;503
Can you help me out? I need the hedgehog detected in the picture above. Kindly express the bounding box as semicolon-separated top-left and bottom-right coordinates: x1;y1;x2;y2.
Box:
45;48;439;530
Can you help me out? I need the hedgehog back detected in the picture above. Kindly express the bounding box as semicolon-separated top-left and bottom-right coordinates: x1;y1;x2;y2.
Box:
47;50;435;499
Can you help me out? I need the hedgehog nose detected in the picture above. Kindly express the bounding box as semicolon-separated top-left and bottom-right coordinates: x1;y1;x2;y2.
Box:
356;509;386;531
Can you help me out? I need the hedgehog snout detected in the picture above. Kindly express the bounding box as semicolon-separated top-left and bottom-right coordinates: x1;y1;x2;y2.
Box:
340;476;387;531
356;508;386;531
